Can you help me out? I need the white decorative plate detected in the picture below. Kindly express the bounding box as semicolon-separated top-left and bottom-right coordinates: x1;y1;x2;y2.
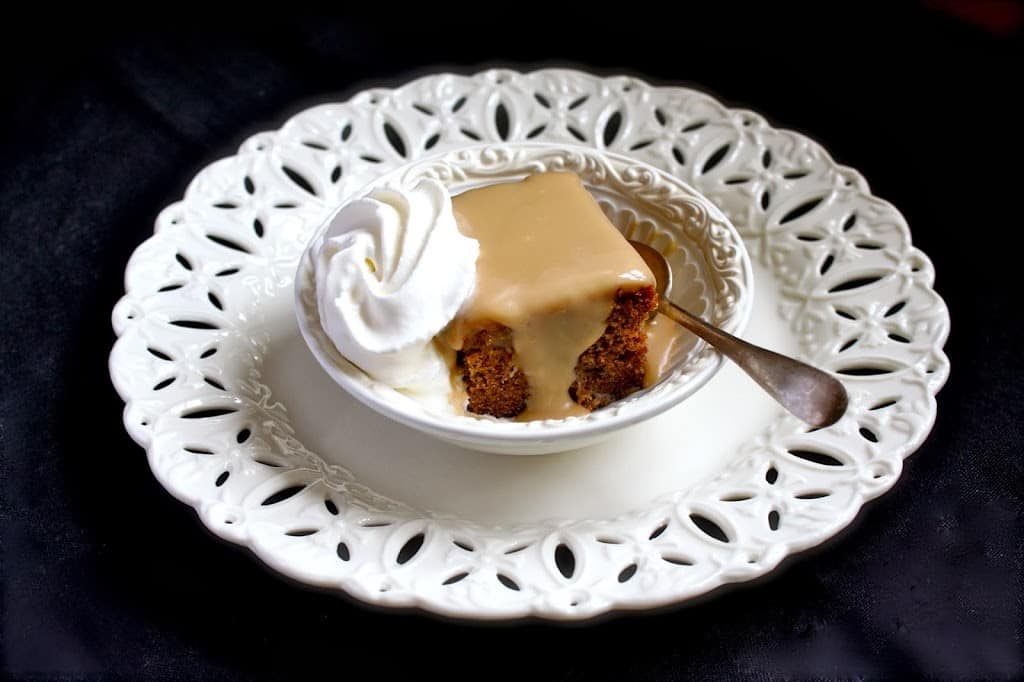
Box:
109;69;950;620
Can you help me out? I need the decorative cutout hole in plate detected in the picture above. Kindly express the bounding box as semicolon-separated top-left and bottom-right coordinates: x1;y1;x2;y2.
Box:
453;540;474;552
286;528;319;537
828;275;884;294
762;149;773;168
630;140;654;151
183;446;214;454
412;103;433;116
783;170;809;180
281;166;317;196
204;377;225;390
701;144;730;175
175;253;193;270
689;513;730;543
856;241;884;251
819;254;835;275
618;563;638;583
460;128;481;141
158;283;184;292
795;491;831;499
397;533;425;565
261;485;307;506
443;572;469;585
383;121;407;158
330;166;342;183
768;510;780;531
207;292;224;310
843;213;858;231
760;190;771;210
424;134;440;150
568;127;586;142
780;197;824;224
672;147;685;165
215;471;229;487
596;537;622;545
236;428;251;443
662;555;694;566
766;467;779;484
495;103;510;141
725;176;750;185
496;574;520;591
533;93;550;108
302;140;328;151
839;337;859;352
836;364;894;376
324;498;339;515
361;521;392;528
451;96;467;113
648;522;668;540
554;544;576;579
243;176;255;194
504;544;529;555
153;377;175;391
181;408;236;419
869;398;899;411
206;234;251;254
859;426;879;443
215;267;240;277
148;347;173;361
603;111;622;147
888;333;911;344
340;123;353;141
213;202;238;210
169;320;220;330
787;449;844;466
682;120;706;132
720;492;753;502
336;542;350;561
569;95;589;110
885;301;907;317
654;108;667;126
834;307;858;320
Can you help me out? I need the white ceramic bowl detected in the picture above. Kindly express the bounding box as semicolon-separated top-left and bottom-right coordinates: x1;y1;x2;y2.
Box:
295;143;753;454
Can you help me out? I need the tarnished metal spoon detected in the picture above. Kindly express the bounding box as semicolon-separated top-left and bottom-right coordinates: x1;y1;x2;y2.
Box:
630;240;848;428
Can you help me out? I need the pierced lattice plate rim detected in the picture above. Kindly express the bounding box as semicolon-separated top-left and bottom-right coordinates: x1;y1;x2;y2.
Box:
109;68;950;620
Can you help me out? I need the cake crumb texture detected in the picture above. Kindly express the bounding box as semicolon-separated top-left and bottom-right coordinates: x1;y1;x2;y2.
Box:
570;286;658;410
459;326;530;418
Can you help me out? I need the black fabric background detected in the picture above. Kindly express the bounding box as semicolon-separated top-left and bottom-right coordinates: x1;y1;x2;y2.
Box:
2;5;1022;680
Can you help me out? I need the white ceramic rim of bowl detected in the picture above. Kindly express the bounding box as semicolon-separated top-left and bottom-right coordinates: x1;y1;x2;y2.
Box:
294;142;754;451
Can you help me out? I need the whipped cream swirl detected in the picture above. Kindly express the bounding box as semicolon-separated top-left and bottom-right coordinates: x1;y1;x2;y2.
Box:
313;179;478;390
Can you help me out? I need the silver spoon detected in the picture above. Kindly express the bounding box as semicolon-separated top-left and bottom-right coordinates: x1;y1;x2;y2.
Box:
630;241;848;428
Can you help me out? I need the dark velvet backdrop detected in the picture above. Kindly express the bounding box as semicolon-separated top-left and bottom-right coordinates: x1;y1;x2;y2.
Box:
3;5;1021;679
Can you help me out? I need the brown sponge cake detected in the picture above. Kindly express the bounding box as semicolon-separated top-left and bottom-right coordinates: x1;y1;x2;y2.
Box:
459;326;529;418
458;287;658;418
570;286;658;410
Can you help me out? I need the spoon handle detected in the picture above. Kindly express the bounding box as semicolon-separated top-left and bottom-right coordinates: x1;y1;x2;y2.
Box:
659;301;848;428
